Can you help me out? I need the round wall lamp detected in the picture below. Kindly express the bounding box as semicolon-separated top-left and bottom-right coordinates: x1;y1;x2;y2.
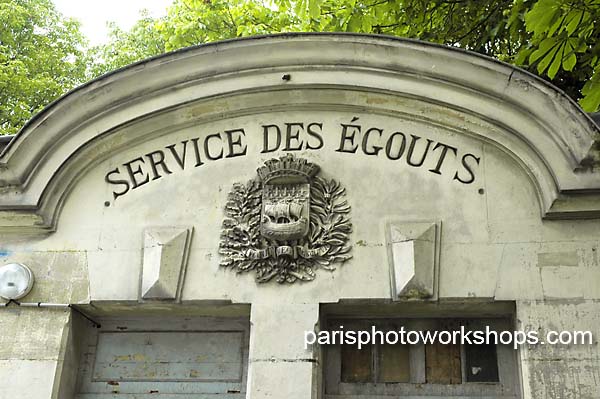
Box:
0;263;35;300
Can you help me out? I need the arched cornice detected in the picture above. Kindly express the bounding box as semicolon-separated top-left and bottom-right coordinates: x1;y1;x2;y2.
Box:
0;33;599;233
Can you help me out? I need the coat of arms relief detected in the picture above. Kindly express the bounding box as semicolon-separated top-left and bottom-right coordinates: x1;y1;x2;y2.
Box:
219;154;353;283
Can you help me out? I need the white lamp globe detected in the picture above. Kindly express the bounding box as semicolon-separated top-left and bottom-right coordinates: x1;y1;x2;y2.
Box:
0;263;34;300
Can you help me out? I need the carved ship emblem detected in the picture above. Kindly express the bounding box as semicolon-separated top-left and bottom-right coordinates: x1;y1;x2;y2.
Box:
262;201;308;240
261;185;310;241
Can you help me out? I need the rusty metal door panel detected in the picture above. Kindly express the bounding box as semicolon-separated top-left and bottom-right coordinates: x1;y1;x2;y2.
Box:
93;331;244;382
75;316;248;398
76;395;244;398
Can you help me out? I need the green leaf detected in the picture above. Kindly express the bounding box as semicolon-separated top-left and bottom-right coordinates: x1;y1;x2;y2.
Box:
529;37;560;64
547;42;564;78
564;9;584;35
346;13;362;32
580;82;600;112
294;0;307;18
515;48;533;65
361;13;373;32
580;68;600;112
525;0;561;35
563;51;577;71
534;39;563;78
308;0;322;20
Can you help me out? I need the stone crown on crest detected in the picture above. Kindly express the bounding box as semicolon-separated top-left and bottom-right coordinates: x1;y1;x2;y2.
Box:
257;154;320;183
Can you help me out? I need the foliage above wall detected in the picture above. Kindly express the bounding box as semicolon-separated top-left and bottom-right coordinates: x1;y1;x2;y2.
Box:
0;0;87;135
1;0;599;136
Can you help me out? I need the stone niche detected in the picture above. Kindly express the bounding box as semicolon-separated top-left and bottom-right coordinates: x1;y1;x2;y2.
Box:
0;34;599;399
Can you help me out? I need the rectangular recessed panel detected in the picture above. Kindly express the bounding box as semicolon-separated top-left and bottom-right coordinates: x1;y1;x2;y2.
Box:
425;341;461;384
465;343;499;382
92;331;243;382
378;344;410;382
341;344;372;383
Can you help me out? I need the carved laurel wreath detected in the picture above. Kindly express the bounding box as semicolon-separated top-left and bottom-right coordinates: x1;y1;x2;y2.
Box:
219;158;352;284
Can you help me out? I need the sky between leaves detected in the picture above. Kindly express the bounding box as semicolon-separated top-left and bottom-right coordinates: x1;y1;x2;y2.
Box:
52;0;172;45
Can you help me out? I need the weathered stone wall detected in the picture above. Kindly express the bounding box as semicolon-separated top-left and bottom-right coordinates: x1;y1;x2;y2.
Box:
0;35;598;399
518;301;600;399
0;308;70;398
1;113;598;398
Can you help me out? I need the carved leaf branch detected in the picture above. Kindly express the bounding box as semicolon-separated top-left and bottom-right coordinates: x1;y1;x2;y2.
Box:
219;179;262;272
309;177;353;269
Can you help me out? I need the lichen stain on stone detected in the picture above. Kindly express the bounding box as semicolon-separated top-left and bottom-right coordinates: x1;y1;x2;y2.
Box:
430;106;467;124
354;240;383;248
363;95;391;106
114;353;146;362
402;288;425;299
133;354;146;362
400;281;432;300
356;92;407;107
186;101;228;120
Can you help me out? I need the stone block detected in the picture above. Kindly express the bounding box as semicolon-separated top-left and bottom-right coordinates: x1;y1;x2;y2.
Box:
0;360;56;399
387;221;440;300
140;227;193;301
